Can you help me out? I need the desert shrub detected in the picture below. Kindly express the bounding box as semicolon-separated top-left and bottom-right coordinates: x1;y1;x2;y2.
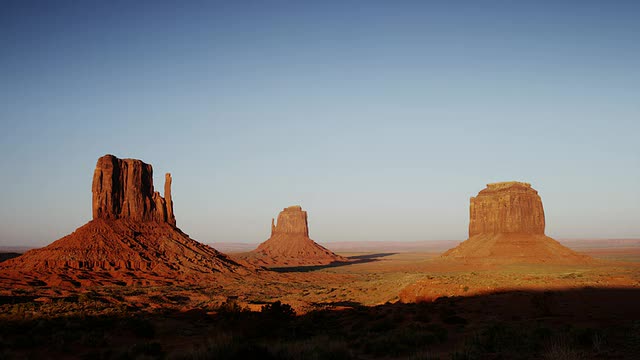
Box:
442;315;468;325
268;336;352;360
215;299;249;322
261;301;296;320
125;317;156;338
169;333;275;360
452;323;594;359
571;327;600;348
456;323;529;358
423;323;448;343
542;336;584;360
406;350;439;360
79;329;108;347
217;299;247;314
368;316;395;332
359;323;447;357
450;347;477;360
119;341;164;360
531;291;555;317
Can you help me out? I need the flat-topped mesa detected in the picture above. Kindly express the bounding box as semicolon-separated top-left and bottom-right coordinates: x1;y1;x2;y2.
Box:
469;181;545;236
441;181;592;265
92;154;176;225
271;205;309;237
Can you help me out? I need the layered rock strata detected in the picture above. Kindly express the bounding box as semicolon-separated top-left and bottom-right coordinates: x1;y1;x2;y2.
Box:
469;182;545;236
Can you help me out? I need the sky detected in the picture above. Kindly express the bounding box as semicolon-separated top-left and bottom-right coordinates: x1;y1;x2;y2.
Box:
1;1;639;247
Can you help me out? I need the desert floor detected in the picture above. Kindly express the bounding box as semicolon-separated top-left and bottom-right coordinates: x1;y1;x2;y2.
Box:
2;248;640;359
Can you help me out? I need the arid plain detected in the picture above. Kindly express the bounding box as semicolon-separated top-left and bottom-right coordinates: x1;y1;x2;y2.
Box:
1;155;639;359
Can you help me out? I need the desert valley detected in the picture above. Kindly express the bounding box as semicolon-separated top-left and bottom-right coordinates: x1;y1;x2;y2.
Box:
1;155;639;359
3;3;640;359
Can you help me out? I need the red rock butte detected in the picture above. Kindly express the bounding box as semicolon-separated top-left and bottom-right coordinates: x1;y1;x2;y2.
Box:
245;206;348;267
92;154;176;225
442;181;591;264
0;154;252;288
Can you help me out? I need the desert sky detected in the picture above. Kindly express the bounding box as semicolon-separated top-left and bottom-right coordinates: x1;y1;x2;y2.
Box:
1;1;639;246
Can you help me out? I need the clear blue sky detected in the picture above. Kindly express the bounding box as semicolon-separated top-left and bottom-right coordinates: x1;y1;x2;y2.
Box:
1;1;639;247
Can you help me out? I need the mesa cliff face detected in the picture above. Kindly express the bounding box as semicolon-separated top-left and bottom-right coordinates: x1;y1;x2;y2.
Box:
92;154;176;225
244;206;348;267
271;205;309;236
442;181;591;264
469;182;545;236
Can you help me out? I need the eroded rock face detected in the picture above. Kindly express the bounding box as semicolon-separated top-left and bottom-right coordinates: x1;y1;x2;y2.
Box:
469;181;545;236
92;154;175;225
271;205;309;236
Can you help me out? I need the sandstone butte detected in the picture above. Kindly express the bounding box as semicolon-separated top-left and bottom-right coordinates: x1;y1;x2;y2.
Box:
243;206;348;267
0;154;253;288
440;181;592;264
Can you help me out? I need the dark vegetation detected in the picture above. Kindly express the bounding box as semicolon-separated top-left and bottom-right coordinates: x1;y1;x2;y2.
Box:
1;288;640;359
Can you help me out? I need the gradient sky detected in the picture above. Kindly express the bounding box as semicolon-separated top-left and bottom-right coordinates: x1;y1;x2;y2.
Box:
1;1;639;247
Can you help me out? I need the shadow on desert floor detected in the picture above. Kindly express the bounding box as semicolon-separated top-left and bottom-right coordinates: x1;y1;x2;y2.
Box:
269;252;397;273
2;287;640;359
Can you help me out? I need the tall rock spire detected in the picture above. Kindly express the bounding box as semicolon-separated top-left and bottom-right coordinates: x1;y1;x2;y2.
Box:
165;173;176;226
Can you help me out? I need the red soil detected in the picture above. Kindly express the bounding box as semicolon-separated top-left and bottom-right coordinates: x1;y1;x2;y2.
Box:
0;218;256;288
245;233;349;267
441;233;592;265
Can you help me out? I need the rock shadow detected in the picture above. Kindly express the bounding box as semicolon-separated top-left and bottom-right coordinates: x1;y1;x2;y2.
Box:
268;252;397;273
3;287;640;359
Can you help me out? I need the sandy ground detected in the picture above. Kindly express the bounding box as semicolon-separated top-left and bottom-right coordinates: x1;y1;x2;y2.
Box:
1;247;639;316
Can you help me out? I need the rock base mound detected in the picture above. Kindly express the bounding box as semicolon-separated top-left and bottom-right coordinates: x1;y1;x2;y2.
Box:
1;218;251;287
441;233;591;265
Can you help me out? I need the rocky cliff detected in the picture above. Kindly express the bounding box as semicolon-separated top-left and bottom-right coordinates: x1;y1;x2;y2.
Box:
469;182;545;236
271;205;309;236
92;154;175;225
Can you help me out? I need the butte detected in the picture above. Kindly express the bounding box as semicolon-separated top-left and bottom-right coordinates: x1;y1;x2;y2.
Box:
0;154;252;288
243;206;348;267
441;181;592;264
